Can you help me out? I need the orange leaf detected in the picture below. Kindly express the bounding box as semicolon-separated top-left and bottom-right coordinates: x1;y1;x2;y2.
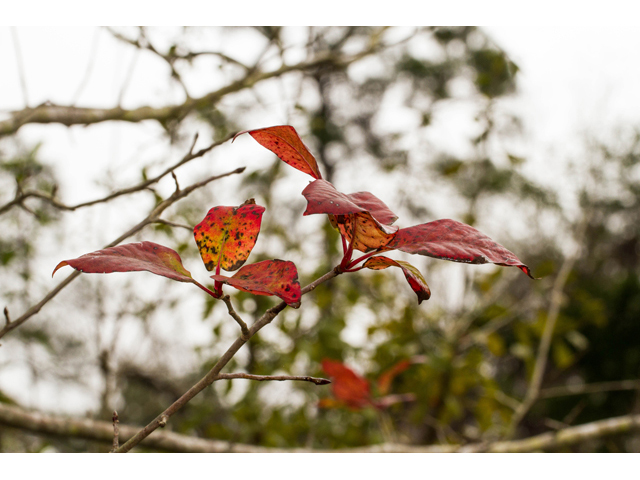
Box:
194;200;265;272
321;359;371;409
234;125;322;179
376;359;412;396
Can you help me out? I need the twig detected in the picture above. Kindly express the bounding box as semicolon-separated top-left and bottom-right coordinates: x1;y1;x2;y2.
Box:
71;28;101;106
152;219;192;231
0;166;246;341
0;133;231;217
0;36;387;137
539;380;640;399
506;218;590;438
220;295;250;339
2;402;639;453
215;373;330;386
115;268;340;452
3;307;10;327
111;411;119;452
10;27;29;107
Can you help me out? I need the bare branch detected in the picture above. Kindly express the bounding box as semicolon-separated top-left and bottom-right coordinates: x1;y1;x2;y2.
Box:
10;27;29;107
115;267;340;452
215;373;330;386
110;411;119;452
220;295;249;339
0;133;232;217
0;34;388;137
506;218;590;437
2;402;638;453
539;380;640;399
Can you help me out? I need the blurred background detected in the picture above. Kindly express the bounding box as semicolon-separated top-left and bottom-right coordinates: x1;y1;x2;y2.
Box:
1;26;640;452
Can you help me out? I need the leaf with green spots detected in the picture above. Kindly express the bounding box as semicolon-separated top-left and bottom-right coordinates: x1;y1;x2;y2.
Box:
52;242;194;283
233;125;322;179
210;259;301;307
363;256;431;304
194;200;265;272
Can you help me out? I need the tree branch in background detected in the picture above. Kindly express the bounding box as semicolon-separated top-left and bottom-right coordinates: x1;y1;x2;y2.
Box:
506;218;590;438
215;373;331;386
0;35;388;138
0;164;246;340
0;133;232;216
115;268;340;453
2;402;638;453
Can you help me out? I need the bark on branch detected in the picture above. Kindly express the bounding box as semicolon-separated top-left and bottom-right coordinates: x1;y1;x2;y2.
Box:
1;402;638;453
0;44;382;137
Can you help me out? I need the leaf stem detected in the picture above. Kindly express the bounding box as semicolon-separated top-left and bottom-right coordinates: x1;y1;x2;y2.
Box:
345;249;381;270
192;279;221;299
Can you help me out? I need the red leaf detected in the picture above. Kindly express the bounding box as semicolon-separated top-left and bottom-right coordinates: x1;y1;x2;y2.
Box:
385;219;534;278
194;200;265;272
234;125;322;179
321;359;371;410
376;359;412;395
363;256;431;304
302;180;399;252
210;259;301;307
52;242;194;283
302;179;397;225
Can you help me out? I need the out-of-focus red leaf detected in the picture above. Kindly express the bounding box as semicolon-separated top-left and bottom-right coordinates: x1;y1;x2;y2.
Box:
376;359;412;395
194;200;265;272
302;180;399;252
363;256;431;304
385;219;534;278
52;242;194;283
321;359;371;410
210;259;301;307
233;125;322;179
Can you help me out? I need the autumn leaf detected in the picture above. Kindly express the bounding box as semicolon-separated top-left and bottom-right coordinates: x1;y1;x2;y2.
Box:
376;359;412;396
210;259;301;307
302;180;398;252
233;125;322;179
385;219;534;278
52;242;194;283
194;200;265;272
320;359;371;410
363;256;431;304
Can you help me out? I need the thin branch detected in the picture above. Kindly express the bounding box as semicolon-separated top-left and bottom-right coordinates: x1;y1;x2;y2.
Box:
10;27;29;107
539;380;640;399
111;411;119;452
0;133;232;217
71;28;101;106
115;267;340;452
0;34;387;137
2;402;638;453
220;295;249;339
506;218;590;438
151;219;192;231
214;373;330;386
0;166;246;341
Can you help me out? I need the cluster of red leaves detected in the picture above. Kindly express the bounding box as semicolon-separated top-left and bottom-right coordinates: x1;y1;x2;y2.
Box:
319;359;417;410
53;200;301;307
234;125;534;304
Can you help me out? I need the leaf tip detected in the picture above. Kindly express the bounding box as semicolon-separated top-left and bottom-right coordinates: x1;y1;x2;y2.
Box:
52;261;70;277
